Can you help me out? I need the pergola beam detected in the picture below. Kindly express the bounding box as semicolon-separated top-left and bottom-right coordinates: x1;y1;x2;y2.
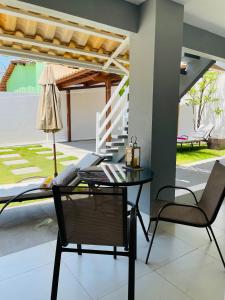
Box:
59;83;118;91
58;73;100;88
57;70;91;85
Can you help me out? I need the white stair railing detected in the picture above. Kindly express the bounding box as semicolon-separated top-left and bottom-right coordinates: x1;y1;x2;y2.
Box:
96;76;129;154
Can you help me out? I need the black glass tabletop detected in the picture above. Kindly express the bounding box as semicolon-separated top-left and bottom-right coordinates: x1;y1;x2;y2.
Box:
78;164;154;186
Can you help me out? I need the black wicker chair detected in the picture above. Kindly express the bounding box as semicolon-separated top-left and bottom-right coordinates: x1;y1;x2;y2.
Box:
51;185;137;300
146;161;225;268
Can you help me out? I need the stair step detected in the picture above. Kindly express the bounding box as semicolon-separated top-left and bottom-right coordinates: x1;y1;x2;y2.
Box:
98;153;113;161
112;134;128;139
101;147;119;153
103;155;113;161
106;141;125;147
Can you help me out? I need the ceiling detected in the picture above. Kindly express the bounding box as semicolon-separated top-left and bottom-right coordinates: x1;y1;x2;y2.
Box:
173;0;225;38
126;0;225;39
0;3;129;75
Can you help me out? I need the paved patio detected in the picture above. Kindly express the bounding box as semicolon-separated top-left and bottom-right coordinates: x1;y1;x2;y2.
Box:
0;199;225;300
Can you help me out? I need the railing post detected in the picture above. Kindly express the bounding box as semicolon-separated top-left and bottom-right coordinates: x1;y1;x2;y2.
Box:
96;77;129;154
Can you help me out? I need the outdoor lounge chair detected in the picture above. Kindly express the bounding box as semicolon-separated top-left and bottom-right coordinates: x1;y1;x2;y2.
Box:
145;161;225;268
51;185;137;300
0;153;104;206
177;124;214;149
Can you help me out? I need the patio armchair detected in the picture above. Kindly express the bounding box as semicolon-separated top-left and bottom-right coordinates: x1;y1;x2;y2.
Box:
0;153;104;205
51;185;137;300
177;124;214;149
145;161;225;268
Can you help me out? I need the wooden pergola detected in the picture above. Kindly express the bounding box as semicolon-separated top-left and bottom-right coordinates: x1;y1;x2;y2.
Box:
56;69;121;142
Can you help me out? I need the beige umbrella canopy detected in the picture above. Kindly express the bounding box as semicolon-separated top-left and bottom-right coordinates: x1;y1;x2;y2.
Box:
37;64;63;177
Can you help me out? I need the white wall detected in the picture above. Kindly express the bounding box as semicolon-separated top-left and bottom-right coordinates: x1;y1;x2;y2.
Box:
178;72;225;138
0;93;46;146
178;100;194;136
61;87;106;141
0;88;107;146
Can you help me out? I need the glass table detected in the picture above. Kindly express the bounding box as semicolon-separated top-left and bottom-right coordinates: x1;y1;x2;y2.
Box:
78;164;154;241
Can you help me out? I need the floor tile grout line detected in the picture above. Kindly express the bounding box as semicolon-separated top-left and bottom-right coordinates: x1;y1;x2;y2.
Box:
151;246;203;272
62;254;154;300
62;262;95;300
65;258;128;300
97;268;195;300
154;248;225;299
155;270;196;300
197;242;225;264
0;260;54;284
155;226;218;249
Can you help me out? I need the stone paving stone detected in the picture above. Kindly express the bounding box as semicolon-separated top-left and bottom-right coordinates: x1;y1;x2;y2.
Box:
11;167;41;175
0;149;13;153
46;154;68;160
28;147;44;150
36;151;53;155
0;154;20;159
60;160;77;166
3;159;28;166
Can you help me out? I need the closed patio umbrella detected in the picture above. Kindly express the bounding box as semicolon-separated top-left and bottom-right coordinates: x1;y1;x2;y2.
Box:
37;64;63;177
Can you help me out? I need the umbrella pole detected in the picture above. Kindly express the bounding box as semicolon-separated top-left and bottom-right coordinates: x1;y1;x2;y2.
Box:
52;132;58;177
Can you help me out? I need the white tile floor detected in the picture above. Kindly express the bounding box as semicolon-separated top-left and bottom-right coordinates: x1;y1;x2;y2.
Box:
0;207;225;300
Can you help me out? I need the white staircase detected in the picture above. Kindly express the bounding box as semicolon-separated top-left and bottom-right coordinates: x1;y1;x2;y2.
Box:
96;53;215;162
96;75;129;162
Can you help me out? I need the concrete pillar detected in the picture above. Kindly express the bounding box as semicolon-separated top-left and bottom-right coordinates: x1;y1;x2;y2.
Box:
129;0;184;212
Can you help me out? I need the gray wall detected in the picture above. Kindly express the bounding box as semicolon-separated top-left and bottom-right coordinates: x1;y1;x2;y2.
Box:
22;0;140;32
129;0;184;212
183;24;225;61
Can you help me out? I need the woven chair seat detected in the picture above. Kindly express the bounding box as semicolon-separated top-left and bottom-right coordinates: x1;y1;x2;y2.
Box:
151;200;207;226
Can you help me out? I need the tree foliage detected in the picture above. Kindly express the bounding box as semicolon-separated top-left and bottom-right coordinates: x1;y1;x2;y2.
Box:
185;71;222;130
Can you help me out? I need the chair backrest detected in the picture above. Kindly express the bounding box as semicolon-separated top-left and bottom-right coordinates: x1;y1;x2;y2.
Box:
75;153;104;169
199;161;225;224
53;153;104;186
53;185;128;247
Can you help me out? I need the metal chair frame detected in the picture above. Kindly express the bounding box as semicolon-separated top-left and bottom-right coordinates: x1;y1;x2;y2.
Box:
51;185;137;300
146;184;225;268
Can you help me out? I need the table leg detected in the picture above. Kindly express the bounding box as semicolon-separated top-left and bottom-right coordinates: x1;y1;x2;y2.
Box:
135;184;149;242
137;209;149;242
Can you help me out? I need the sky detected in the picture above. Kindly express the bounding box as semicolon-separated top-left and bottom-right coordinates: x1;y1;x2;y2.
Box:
0;55;17;79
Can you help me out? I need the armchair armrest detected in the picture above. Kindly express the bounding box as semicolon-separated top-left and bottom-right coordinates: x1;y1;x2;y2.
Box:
157;202;209;224
156;185;198;205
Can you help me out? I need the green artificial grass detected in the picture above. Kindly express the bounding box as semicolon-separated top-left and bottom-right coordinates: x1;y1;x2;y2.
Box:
176;144;225;165
0;144;78;184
